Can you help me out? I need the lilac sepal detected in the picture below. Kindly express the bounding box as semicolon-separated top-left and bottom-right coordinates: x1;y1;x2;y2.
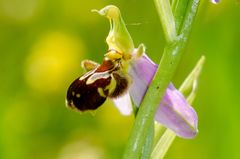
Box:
155;83;198;138
128;53;198;138
129;53;158;106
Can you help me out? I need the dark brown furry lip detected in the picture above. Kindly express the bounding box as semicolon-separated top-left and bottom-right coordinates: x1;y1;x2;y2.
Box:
66;56;130;112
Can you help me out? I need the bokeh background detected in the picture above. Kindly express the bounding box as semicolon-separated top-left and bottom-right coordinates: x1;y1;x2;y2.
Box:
0;0;239;159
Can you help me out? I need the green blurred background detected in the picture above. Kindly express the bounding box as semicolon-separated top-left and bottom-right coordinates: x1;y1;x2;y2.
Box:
0;0;239;159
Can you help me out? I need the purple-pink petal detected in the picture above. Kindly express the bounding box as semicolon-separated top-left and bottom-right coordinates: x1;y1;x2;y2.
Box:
155;83;198;138
129;53;157;106
128;53;198;138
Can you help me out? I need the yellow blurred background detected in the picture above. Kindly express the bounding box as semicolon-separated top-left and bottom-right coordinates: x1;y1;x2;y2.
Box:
0;0;239;159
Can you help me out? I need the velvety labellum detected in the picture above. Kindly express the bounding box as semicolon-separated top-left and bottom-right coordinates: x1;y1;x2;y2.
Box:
66;58;130;112
67;74;111;111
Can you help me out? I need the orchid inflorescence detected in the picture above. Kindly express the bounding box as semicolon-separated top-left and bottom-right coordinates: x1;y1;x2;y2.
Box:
66;2;204;158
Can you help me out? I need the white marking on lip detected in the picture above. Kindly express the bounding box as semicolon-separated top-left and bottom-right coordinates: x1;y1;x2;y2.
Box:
79;67;98;81
86;71;111;85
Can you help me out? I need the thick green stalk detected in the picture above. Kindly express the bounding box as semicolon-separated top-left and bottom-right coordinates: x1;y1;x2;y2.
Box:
171;0;190;34
123;0;200;158
141;122;154;159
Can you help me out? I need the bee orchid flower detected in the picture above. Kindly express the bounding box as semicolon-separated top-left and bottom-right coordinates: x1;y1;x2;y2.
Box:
66;5;198;139
97;5;198;139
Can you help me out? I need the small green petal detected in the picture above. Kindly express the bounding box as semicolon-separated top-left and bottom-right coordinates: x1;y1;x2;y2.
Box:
179;56;205;103
92;5;134;58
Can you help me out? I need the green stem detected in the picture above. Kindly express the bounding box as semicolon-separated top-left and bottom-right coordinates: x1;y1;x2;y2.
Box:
153;123;166;148
153;0;176;43
171;0;190;34
179;0;200;39
151;129;176;159
123;0;200;158
141;122;154;159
